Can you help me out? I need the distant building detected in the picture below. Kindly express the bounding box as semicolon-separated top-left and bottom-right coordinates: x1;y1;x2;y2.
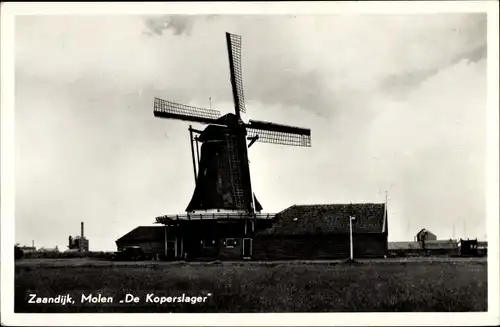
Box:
458;239;480;256
39;246;59;252
477;241;488;256
18;246;36;253
17;240;37;253
68;222;89;251
416;228;437;242
388;241;420;251
68;236;89;252
388;239;459;256
478;241;488;249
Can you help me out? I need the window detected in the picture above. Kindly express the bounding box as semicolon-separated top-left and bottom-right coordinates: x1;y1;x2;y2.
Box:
224;238;238;248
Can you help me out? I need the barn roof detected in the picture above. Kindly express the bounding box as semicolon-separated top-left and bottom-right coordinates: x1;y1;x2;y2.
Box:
116;226;164;244
256;203;387;236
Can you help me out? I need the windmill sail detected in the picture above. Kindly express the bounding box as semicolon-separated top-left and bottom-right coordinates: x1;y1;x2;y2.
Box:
154;97;222;125
226;33;246;116
246;119;311;147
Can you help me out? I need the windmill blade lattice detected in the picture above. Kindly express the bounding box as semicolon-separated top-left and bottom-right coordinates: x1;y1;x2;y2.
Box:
154;97;222;125
226;33;246;115
247;128;311;147
246;119;311;147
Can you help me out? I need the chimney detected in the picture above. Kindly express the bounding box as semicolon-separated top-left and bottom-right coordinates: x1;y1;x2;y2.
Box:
80;222;84;252
32;240;34;248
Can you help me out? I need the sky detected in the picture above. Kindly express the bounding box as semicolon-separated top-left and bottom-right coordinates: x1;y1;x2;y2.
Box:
15;13;488;251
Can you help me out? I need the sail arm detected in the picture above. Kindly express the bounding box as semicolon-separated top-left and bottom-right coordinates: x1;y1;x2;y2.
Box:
246;119;311;147
226;32;246;115
154;97;221;125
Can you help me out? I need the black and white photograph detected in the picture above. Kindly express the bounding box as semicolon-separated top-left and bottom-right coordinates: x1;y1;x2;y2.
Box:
1;1;499;326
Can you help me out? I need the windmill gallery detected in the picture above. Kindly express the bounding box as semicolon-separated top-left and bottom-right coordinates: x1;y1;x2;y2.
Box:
116;33;389;261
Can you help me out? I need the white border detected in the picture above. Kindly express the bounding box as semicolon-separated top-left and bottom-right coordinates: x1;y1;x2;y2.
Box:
1;2;499;326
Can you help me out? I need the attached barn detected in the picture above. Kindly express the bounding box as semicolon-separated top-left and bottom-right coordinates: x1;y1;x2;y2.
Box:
116;202;388;261
253;203;388;260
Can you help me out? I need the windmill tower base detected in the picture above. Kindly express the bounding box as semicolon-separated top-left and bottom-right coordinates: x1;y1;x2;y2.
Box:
155;215;274;261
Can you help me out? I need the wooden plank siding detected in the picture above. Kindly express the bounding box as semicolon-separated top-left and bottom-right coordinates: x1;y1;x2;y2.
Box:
253;234;387;260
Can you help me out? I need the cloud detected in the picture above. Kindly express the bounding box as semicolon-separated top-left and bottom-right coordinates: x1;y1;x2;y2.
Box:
380;42;487;96
143;15;196;36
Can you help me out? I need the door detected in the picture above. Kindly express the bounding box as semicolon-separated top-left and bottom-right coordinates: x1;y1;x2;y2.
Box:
242;238;252;259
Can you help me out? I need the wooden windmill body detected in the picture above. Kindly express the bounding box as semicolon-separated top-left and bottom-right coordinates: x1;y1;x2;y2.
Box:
152;33;311;260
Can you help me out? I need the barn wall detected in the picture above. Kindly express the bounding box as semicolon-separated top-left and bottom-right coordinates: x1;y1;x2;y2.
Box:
182;238;244;260
117;234;387;260
218;244;242;259
218;238;243;259
140;241;165;254
354;233;387;257
117;241;164;255
253;233;387;260
117;222;388;261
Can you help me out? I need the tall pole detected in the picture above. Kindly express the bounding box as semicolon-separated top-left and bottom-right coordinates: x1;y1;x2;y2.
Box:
189;125;197;185
174;235;178;260
349;216;356;261
248;155;257;215
80;222;84;252
164;225;168;258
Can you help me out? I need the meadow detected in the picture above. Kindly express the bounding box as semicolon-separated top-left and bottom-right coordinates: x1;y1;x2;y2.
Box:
15;258;487;313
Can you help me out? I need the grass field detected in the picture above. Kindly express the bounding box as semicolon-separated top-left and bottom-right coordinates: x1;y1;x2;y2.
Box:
15;258;487;313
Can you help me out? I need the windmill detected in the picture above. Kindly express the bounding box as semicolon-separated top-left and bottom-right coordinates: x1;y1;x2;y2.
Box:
154;32;311;218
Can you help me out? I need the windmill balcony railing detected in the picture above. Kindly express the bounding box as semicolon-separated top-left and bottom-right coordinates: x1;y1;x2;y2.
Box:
155;212;275;224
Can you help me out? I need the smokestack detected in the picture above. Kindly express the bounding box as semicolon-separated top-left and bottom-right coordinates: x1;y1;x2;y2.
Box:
80;222;84;252
32;240;34;248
